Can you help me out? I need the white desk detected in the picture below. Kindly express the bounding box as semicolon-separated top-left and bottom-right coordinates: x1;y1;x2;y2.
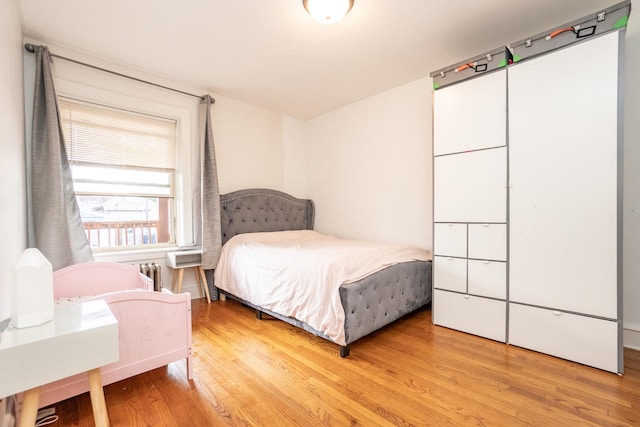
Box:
0;299;118;427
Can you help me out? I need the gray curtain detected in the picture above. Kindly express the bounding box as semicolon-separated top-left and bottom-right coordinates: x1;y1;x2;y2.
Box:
199;95;222;299
29;45;93;270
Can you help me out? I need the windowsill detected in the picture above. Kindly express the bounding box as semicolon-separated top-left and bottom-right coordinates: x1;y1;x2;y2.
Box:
93;245;180;263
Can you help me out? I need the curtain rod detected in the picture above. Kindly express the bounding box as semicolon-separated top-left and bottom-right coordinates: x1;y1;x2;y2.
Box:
24;43;214;103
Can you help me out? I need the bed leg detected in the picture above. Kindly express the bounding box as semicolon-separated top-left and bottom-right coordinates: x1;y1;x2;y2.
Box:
339;345;350;358
255;309;263;320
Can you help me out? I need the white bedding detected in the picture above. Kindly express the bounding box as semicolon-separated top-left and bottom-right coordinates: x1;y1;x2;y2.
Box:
213;230;431;345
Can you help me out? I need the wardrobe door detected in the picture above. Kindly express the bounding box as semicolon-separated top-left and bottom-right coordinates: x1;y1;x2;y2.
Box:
433;148;507;224
509;32;620;317
433;70;506;156
508;31;622;372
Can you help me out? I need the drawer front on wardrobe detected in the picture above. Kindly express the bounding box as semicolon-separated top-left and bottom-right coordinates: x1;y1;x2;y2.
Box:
509;303;619;373
468;223;506;261
433;256;466;293
434;223;467;257
468;260;506;299
433;290;506;342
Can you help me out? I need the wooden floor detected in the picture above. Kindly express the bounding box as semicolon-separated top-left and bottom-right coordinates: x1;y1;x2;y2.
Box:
48;298;640;426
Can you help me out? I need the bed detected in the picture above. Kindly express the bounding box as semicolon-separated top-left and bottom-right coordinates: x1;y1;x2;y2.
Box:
214;188;432;357
36;262;192;409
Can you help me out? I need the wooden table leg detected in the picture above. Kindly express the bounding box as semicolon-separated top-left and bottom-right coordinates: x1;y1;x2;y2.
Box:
176;268;184;294
87;367;110;427
197;266;211;303
170;269;178;292
18;387;40;427
194;267;204;299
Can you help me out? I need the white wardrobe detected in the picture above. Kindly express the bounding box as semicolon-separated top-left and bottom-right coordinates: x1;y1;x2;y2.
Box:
432;70;508;343
432;11;626;373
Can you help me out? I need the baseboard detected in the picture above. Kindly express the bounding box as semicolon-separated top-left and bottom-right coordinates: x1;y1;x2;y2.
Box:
164;281;199;299
623;323;640;351
176;281;216;301
164;267;203;300
182;283;200;299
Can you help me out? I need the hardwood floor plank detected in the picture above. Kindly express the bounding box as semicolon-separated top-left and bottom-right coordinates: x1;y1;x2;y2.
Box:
45;299;640;426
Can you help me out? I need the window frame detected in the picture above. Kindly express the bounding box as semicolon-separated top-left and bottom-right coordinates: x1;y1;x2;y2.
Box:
54;70;199;255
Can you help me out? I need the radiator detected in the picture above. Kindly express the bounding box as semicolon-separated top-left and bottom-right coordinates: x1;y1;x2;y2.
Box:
139;263;162;291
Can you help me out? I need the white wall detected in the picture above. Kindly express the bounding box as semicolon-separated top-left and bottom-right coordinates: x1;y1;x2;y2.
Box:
623;7;640;350
282;116;308;198
213;94;284;194
302;78;432;249
0;0;27;325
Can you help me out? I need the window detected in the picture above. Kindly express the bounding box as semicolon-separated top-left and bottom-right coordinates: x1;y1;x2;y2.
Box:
59;98;177;251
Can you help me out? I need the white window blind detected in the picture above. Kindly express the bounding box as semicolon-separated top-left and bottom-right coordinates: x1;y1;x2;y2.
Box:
59;97;176;171
58;98;177;197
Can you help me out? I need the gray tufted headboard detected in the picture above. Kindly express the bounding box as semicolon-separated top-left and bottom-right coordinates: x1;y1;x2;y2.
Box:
220;188;315;245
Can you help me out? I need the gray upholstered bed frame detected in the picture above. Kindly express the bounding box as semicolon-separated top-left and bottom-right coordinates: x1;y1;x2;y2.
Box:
216;188;432;357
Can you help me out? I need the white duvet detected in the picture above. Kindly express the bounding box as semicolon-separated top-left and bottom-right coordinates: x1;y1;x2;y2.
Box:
213;230;431;345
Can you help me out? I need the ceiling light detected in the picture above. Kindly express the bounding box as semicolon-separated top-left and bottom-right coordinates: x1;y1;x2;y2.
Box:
303;0;354;25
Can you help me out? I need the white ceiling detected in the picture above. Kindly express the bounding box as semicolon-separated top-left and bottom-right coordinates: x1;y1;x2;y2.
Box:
19;0;617;120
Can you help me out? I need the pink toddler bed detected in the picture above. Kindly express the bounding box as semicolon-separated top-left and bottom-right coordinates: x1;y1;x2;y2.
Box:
36;262;192;409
